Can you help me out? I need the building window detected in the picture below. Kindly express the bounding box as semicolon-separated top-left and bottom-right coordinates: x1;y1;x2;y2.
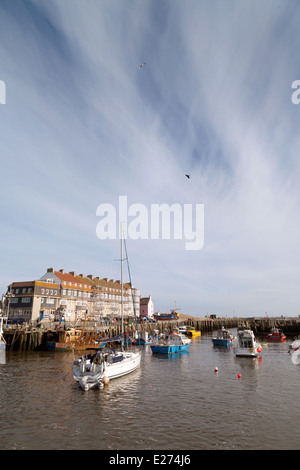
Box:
21;297;31;303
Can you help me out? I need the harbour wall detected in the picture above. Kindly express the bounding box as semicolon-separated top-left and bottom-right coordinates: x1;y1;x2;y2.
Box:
3;317;238;351
4;316;300;351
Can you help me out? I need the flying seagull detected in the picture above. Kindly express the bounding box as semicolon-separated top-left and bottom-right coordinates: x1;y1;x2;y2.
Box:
185;174;190;179
138;62;146;70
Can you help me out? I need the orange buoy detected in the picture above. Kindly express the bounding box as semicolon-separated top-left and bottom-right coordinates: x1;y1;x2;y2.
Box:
214;367;218;373
237;373;241;379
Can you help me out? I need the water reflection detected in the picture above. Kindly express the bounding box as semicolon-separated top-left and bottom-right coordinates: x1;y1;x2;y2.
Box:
0;333;300;449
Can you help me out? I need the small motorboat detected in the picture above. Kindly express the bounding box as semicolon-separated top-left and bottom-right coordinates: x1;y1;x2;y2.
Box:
150;331;191;354
178;325;188;335
186;327;201;338
212;326;235;346
235;329;262;357
267;327;286;343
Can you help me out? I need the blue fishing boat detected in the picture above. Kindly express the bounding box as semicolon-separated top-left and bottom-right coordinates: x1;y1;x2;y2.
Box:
212;327;235;346
150;331;191;354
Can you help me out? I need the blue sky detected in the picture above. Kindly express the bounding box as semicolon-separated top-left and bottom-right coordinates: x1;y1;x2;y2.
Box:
1;0;300;317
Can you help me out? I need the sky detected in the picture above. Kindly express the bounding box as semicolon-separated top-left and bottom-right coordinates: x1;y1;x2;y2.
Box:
1;0;300;317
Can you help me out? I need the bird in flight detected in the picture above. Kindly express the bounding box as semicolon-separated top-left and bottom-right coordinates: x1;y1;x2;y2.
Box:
185;174;190;179
138;62;146;70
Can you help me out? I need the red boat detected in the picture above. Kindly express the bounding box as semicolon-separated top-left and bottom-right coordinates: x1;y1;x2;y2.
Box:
267;327;286;343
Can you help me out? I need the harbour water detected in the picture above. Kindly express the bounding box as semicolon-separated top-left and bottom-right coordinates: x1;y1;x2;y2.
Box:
0;329;299;450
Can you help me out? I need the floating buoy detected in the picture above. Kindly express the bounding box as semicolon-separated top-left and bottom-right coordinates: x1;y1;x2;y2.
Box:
214;367;218;373
102;376;109;386
237;373;241;379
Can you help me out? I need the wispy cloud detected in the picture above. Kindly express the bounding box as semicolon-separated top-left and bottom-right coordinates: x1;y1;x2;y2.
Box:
1;0;300;316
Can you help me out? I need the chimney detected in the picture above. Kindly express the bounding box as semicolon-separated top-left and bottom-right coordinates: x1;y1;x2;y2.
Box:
47;268;54;273
87;275;94;279
59;269;65;274
79;274;85;278
69;271;76;277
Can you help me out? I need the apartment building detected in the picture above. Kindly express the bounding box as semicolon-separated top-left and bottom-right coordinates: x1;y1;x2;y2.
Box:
4;267;141;324
6;279;61;323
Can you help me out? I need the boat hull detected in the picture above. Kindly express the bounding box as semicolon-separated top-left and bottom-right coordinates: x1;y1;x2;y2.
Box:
212;339;233;346
267;336;286;343
153;315;175;321
235;347;260;357
187;331;201;338
150;343;190;354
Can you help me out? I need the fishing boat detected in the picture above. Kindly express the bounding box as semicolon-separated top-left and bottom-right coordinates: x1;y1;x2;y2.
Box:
72;225;141;390
186;326;201;338
267;327;286;343
212;326;235;346
235;329;262;357
0;316;7;351
153;311;178;321
45;327;99;351
150;331;191;354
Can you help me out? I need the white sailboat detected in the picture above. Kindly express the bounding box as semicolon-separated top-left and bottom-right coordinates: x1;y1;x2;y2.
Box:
72;226;141;391
0;316;7;351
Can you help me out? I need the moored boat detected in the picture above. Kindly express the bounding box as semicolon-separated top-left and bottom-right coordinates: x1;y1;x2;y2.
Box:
178;325;188;335
134;331;156;345
73;343;141;391
212;326;235;346
186;326;201;338
150;331;191;354
267;327;286;343
235;329;262;357
153;310;179;321
45;328;99;351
